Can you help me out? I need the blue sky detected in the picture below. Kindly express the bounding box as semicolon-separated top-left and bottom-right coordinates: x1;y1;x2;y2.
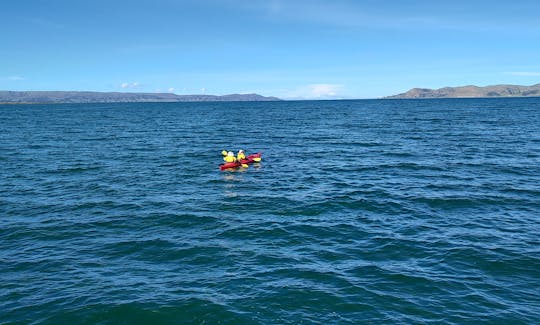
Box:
1;0;540;99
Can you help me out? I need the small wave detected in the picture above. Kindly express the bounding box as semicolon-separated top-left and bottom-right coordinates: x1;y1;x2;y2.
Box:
42;165;103;174
37;300;251;324
412;196;502;209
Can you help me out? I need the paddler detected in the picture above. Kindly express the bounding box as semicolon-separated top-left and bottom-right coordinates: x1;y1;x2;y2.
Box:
237;150;246;162
223;151;237;163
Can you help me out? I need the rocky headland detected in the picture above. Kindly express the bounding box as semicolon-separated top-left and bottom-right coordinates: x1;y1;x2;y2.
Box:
386;83;540;99
0;91;281;103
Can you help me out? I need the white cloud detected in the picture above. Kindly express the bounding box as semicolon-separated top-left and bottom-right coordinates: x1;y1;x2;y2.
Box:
310;84;341;97
284;83;345;99
506;71;540;76
168;87;175;92
120;82;140;89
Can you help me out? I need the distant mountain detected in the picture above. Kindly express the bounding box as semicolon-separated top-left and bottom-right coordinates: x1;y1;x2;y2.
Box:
385;83;540;99
0;91;281;103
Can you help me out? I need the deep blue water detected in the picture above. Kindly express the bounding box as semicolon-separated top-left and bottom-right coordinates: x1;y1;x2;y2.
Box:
1;98;539;324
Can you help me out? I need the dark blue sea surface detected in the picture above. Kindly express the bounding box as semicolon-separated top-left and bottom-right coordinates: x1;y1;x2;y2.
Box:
1;98;539;324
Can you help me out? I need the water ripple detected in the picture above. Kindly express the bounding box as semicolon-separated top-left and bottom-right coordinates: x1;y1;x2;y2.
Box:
1;99;540;323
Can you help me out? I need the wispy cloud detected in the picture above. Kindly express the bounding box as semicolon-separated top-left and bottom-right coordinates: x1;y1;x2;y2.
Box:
506;71;540;76
284;83;345;99
7;76;25;81
241;0;540;32
27;18;64;29
120;82;140;89
156;88;176;93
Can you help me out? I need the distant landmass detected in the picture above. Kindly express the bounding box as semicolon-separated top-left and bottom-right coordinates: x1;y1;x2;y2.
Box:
385;83;540;99
0;91;281;103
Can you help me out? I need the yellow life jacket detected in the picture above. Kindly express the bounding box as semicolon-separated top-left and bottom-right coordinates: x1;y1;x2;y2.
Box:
237;152;246;161
224;155;236;163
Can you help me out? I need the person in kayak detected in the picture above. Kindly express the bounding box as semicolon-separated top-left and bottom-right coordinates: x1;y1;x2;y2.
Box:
224;151;237;163
237;150;246;162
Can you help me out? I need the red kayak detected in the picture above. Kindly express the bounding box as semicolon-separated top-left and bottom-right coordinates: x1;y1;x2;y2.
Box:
245;152;262;162
219;152;262;170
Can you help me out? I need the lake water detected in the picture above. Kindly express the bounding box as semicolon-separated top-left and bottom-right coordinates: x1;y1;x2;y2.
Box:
1;98;539;323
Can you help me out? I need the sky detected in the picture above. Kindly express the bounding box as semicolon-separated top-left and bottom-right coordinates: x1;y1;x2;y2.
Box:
1;0;540;99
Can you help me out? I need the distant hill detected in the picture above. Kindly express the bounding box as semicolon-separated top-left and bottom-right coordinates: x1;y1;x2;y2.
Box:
0;91;281;103
385;83;540;99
